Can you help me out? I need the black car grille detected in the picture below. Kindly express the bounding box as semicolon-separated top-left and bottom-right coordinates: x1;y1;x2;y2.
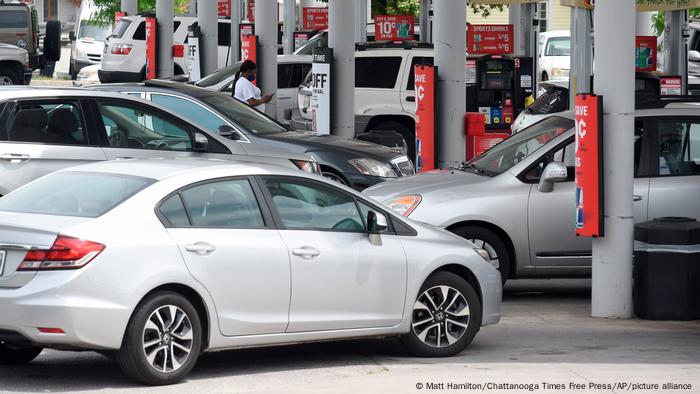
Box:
393;159;415;177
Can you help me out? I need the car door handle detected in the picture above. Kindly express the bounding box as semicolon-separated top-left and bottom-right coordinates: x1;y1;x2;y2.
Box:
185;242;216;256
406;96;416;102
633;195;643;202
0;153;31;164
291;246;320;259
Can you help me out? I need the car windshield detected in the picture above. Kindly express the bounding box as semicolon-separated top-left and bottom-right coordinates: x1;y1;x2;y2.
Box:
79;21;111;41
111;19;131;39
527;86;569;115
0;172;154;218
294;32;327;55
199;93;287;135
545;36;571;56
463;116;574;176
196;62;240;87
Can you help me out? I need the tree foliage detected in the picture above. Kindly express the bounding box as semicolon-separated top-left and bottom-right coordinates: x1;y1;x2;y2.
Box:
89;0;190;26
652;10;700;36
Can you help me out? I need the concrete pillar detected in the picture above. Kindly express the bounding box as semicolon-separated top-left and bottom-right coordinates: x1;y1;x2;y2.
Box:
355;0;368;43
419;0;431;43
199;0;219;77
243;0;250;21
570;6;592;105
434;0;466;168
592;0;635;319
256;0;279;118
664;11;688;94
231;0;241;63
284;0;296;54
510;3;536;57
120;0;137;17
189;0;196;16
156;0;174;78
636;12;654;36
328;0;355;138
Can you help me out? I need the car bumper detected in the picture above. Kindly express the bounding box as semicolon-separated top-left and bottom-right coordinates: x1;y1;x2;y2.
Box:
72;59;97;73
0;271;132;350
98;69;142;83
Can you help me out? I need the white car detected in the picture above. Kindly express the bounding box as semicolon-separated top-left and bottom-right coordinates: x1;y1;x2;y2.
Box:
538;31;570;82
68;1;111;79
72;63;101;86
511;79;569;133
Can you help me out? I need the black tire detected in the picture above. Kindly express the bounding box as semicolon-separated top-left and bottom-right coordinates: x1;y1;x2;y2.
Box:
541;71;549;82
69;63;76;80
450;225;511;284
321;168;349;186
0;66;20;85
116;291;202;386
0;345;43;365
372;120;415;161
44;20;61;62
401;271;482;357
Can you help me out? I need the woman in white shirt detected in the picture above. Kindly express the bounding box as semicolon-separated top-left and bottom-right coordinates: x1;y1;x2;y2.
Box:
232;60;273;112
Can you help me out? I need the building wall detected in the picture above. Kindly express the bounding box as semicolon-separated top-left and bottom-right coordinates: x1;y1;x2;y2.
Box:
467;2;571;33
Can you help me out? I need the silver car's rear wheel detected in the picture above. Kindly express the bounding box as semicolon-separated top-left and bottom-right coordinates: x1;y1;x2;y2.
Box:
142;305;194;373
412;285;470;348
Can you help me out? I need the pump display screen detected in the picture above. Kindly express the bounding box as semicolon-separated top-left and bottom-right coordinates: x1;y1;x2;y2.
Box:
481;73;512;91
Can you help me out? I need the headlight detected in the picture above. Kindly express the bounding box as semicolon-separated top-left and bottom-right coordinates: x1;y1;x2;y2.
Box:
551;68;569;78
349;158;397;178
290;159;321;175
384;195;421;217
74;47;87;59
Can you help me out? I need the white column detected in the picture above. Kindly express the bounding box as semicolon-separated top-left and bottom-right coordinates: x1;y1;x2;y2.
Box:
664;11;688;94
636;12;655;36
199;0;219;76
120;0;137;16
156;0;174;78
231;0;241;63
355;0;368;43
256;0;279;118
570;6;592;105
189;0;196;16
419;0;431;43
284;0;296;54
434;0;466;168
329;0;355;138
592;0;636;319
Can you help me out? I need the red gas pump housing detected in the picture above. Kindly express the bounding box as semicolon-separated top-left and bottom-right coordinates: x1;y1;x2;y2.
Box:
465;112;510;160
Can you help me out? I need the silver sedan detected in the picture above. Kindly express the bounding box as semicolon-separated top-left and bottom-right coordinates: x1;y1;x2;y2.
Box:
0;159;501;385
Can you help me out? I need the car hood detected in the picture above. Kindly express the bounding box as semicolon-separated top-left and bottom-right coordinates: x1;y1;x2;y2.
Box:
549;56;570;69
261;131;402;161
0;43;28;56
363;168;490;202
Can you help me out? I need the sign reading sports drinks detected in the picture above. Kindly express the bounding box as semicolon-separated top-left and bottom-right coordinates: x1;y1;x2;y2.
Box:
303;7;329;30
375;15;415;41
217;0;230;17
241;34;258;86
145;17;157;80
311;47;333;135
574;94;604;238
635;36;657;72
414;64;436;172
467;24;514;55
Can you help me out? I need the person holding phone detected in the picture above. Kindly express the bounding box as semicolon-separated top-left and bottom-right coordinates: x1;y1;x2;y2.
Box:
232;60;273;112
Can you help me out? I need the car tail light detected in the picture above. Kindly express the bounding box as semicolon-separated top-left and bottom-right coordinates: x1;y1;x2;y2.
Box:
110;43;132;55
18;236;105;271
172;44;184;58
384;195;422;217
290;159;322;175
38;327;65;334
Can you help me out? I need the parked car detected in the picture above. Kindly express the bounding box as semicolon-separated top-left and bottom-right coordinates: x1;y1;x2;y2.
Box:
0;1;46;69
0;87;319;196
92;80;414;190
0;158;501;385
72;63;101;86
538;31;570;82
364;100;700;283
194;55;313;122
0;43;32;85
68;1;112;79
511;79;569;133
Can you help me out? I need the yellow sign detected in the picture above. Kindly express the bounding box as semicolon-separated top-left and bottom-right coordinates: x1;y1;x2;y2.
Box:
561;0;700;11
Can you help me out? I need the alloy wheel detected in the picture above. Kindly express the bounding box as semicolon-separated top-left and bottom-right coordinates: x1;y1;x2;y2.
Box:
412;285;470;348
0;76;13;85
142;305;194;373
468;238;500;270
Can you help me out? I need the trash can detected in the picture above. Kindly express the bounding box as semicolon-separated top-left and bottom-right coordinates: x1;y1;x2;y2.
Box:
634;217;700;320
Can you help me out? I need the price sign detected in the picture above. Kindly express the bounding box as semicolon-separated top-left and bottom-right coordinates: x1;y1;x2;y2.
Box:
467;24;514;55
217;0;230;17
375;15;415;41
302;7;329;30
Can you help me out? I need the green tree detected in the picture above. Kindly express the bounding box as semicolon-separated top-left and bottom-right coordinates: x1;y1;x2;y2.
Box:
89;0;190;26
652;10;700;36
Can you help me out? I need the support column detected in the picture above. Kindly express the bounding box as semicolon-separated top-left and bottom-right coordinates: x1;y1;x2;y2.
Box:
189;0;196;16
284;0;296;54
664;10;688;94
434;0;465;168
156;0;174;78
199;0;218;77
231;0;241;63
592;0;635;319
419;0;431;43
570;6;592;106
120;0;137;17
256;0;278;118
328;0;355;138
636;12;654;36
355;0;368;43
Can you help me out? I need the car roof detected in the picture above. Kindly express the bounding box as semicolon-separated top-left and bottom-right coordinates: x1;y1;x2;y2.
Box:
92;80;215;99
540;30;570;38
0;87;145;101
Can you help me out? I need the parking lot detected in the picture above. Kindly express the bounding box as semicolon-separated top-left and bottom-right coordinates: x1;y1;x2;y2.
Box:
1;280;697;394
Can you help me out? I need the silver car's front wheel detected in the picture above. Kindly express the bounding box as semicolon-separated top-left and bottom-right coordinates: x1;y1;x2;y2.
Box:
142;305;194;373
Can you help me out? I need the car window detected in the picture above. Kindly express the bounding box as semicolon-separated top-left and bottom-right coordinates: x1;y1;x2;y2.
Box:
150;93;228;132
95;100;192;151
523;139;575;182
111;19;131;39
656;119;700;176
406;56;433;91
196;63;240;88
526;86;569;115
264;178;365;232
132;21;180;40
198;93;287;135
2;101;87;145
293;31;327;55
356;56;403;89
180;179;265;228
0;11;28;28
545;36;570;56
158;193;190;227
357;200;390;233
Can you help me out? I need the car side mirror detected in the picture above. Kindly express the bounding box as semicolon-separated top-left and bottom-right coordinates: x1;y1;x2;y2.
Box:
690;50;700;62
537;162;568;193
193;132;209;151
367;211;388;233
69;31;76;41
217;124;241;140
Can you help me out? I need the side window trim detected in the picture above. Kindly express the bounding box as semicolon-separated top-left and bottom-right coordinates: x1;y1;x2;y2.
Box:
517;136;575;184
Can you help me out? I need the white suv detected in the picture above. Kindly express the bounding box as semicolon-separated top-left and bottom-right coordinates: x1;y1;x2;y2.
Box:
99;14;233;83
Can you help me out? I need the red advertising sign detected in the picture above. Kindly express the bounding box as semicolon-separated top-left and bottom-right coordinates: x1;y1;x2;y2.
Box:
574;94;604;238
302;7;329;30
115;11;126;24
247;1;255;21
660;76;682;95
241;34;258;86
635;36;657;72
414;64;436;172
218;0;231;17
467;24;514;55
375;15;415;41
145;17;157;80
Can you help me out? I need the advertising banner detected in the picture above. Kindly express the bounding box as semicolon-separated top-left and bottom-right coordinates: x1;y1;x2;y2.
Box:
414;64;436;172
311;47;333;135
561;0;700;11
145;17;157;80
660;77;682;95
467;24;514;55
635;36;657;72
303;7;329;31
218;0;230;17
115;11;125;24
294;32;313;51
574;94;604;238
247;1;255;21
186;26;202;82
375;15;415;41
241;34;258;85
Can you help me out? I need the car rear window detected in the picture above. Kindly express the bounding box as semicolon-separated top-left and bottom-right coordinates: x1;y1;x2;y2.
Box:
0;11;28;29
527;87;569;115
0;172;154;218
112;20;131;39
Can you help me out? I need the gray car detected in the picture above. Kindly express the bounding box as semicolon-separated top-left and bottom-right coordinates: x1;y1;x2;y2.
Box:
364;103;700;283
0;158;501;385
0;87;320;196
